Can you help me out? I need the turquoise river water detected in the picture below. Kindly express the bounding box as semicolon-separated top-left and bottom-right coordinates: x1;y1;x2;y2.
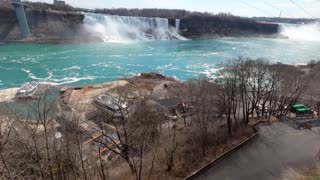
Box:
0;37;319;89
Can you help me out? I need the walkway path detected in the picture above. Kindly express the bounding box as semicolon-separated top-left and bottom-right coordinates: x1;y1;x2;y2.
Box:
194;122;320;180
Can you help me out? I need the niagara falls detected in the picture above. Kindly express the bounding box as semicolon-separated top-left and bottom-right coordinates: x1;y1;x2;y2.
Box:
1;1;320;180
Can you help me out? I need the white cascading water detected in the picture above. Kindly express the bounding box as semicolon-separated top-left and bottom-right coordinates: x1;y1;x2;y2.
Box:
280;22;320;41
175;19;181;32
84;13;186;42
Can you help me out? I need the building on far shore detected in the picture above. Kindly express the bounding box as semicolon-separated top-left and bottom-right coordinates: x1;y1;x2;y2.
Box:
0;0;12;7
53;0;66;6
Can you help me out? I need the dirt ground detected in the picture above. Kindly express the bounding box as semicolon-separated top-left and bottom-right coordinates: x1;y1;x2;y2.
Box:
62;80;129;113
0;88;18;102
61;73;181;117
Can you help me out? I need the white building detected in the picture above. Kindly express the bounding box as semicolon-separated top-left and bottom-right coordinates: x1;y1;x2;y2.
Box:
53;0;66;6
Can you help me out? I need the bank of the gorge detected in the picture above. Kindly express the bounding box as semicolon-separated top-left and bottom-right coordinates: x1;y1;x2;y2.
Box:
1;58;320;179
0;7;280;43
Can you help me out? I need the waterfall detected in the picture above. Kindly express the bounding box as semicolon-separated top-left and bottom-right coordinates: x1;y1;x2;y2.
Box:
84;13;186;42
175;19;180;32
280;22;320;41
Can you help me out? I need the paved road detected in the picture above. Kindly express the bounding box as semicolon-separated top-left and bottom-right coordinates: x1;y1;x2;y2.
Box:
194;122;320;180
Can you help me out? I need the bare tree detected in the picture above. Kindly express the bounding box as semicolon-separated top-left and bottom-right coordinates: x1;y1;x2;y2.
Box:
92;88;161;180
218;62;240;136
162;122;178;172
0;115;13;179
188;77;218;156
218;57;306;128
269;64;307;118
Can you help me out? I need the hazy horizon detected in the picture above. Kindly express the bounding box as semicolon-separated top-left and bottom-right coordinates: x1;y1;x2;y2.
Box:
26;0;320;18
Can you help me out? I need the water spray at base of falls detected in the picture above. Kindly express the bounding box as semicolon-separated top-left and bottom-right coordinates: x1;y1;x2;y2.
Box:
280;22;320;41
84;13;186;42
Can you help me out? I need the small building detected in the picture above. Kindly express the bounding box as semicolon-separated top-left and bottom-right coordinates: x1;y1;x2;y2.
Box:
92;93;128;118
53;0;66;6
15;82;40;99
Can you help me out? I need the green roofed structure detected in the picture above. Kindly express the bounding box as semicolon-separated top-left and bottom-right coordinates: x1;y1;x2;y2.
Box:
291;104;313;115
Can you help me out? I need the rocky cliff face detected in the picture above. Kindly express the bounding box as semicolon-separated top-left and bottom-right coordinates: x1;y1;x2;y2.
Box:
180;15;279;38
0;7;19;40
26;10;85;38
0;7;99;43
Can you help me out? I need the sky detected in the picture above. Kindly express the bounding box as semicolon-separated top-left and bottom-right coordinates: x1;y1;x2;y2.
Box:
27;0;320;18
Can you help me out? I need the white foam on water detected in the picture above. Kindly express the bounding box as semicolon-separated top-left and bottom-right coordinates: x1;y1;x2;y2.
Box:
62;65;81;71
21;68;96;86
0;66;13;70
83;13;186;42
39;76;96;86
199;52;222;57
115;65;124;70
92;62;111;67
121;63;144;67
281;22;320;41
199;64;224;79
21;68;53;81
156;63;174;70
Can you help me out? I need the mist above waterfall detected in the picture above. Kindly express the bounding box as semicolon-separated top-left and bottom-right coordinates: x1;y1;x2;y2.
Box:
84;13;185;42
280;22;320;41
